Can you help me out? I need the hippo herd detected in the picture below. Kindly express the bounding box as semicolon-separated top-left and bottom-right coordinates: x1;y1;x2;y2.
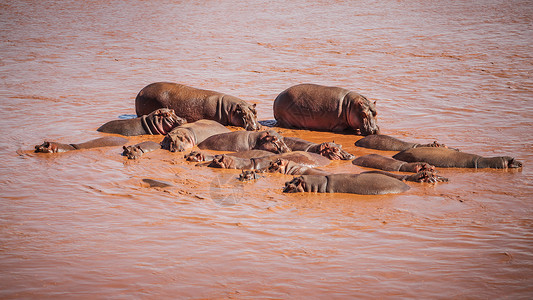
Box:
34;82;523;195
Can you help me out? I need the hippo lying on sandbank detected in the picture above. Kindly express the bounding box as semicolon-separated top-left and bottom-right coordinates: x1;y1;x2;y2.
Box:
355;134;447;151
352;154;435;173
97;108;186;136
135;82;261;131
393;147;523;169
273;83;379;135
283;137;354;160
197;130;290;153
283;171;448;195
35;136;128;153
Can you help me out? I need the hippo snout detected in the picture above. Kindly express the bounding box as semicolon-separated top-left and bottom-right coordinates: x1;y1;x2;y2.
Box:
361;124;380;136
244;121;262;131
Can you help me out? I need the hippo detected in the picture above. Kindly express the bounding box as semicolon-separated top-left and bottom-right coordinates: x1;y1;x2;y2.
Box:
35;136;128;153
273;83;379;135
185;149;273;163
352;154;435;172
208;151;330;170
160;120;231;152
283;173;409;195
283;170;448;194
197;130;290;153
122;141;161;159
97;108;186;136
393;147;523;169
355;134;447;151
135;82;261;131
283;137;354;160
267;158;330;176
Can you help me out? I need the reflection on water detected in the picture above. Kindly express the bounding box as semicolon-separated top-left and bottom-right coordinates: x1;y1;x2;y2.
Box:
1;0;532;298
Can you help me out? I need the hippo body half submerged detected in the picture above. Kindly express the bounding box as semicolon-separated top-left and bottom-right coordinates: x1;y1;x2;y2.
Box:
393;147;522;169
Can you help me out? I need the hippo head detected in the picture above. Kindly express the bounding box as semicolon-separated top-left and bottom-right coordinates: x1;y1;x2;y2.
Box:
504;157;523;168
239;170;261;182
405;171;449;183
184;151;207;162
350;96;379;136
208;154;236;169
148;108;186;135
316;142;355;160
257;130;291;153
283;176;306;193
35;141;59;153
122;145;143;160
267;158;289;174
232;103;261;131
161;131;194;152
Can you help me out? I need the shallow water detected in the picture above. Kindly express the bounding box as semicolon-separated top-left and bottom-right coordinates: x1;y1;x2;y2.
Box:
1;0;532;298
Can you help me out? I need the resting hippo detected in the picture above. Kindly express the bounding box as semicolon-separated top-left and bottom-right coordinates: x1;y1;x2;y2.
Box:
267;159;330;175
185;149;273;162
273;84;379;135
283;137;354;160
393;147;523;169
209;151;330;170
283;170;447;194
283;173;409;195
135;82;261;131
35;136;128;153
352;154;435;172
197;130;290;153
97;108;186;136
355;134;447;151
160;120;230;152
122;141;161;159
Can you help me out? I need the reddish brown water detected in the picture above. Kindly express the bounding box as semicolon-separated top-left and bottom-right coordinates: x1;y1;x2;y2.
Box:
1;0;532;298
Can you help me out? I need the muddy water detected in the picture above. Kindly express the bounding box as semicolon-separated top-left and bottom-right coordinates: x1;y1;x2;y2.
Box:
1;0;532;298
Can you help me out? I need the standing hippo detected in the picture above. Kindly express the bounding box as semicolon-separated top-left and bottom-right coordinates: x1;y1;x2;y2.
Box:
35;136;128;153
273;84;379;135
355;134;447;151
197;130;290;153
352;154;435;172
393;147;523;169
283;137;354;160
160;120;231;152
135;82;261;131
97;108;186;136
